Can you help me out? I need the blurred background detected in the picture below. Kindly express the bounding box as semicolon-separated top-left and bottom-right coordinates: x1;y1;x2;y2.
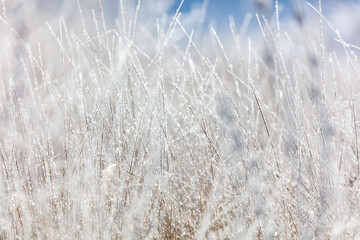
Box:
2;0;360;66
11;0;358;45
5;0;360;38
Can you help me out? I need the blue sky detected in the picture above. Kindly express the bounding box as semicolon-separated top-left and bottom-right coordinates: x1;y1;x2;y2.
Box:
46;0;360;28
169;0;359;14
42;0;360;42
166;0;312;33
164;0;309;34
168;0;359;22
164;0;360;36
170;0;303;18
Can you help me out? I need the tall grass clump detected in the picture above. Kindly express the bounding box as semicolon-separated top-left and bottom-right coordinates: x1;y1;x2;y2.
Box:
1;0;360;239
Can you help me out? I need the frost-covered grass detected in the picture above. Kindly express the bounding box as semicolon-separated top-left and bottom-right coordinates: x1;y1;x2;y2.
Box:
1;0;360;239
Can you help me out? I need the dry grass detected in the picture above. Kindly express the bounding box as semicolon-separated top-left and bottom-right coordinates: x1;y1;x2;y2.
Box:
0;0;360;239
